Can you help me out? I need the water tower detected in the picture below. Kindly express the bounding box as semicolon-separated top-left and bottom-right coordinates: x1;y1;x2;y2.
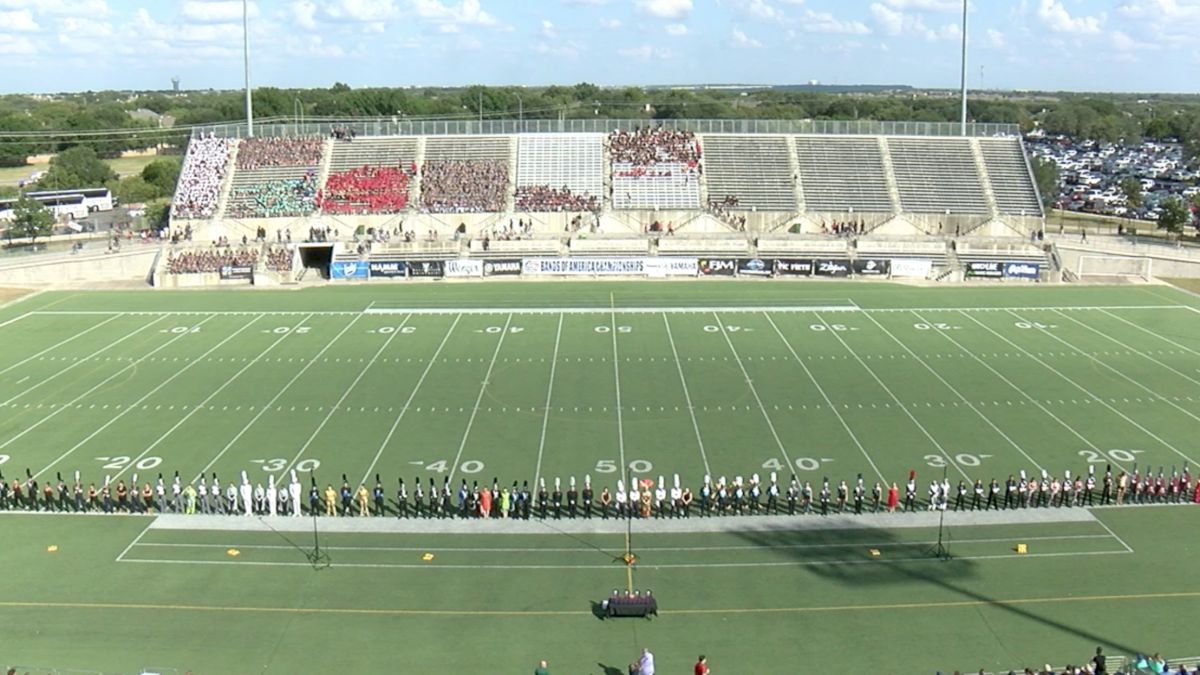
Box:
171;76;180;93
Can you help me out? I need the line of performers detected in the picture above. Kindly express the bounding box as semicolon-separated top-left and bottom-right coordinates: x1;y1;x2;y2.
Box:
1;464;1196;517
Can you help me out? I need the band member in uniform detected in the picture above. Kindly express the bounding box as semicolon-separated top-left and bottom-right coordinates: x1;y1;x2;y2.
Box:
801;480;813;514
537;478;549;520
308;479;320;516
654;476;667;518
520;481;532;520
277;479;290;516
747;474;761;515
56;474;69;512
766;473;779;515
904;472;917;512
183;483;197;514
339;478;352;516
397;478;409;519
581;476;593;519
971;479;983;511
171;474;183;513
413;478;426;518
852;477;864;515
787;476;799;515
141;481;153;513
552;478;563;520
441;478;452;518
324;484;338;516
457;480;469;518
819;479;830;516
254;482;266;515
1003;475;1016;510
266;476;277;516
1084;467;1096;506
699;476;712;517
355;484;369;517
1101;467;1114;505
115;479;128;512
954;480;966;511
198;478;209;514
373;478;385;516
615;479;627;518
871;481;882;514
639;482;653;519
681;485;693;517
835;479;847;513
567;477;578;519
478;483;492;519
987;478;999;510
0;475;8;510
426;478;439;518
87;482;98;512
601;485;613;519
212;475;224;515
886;482;899;513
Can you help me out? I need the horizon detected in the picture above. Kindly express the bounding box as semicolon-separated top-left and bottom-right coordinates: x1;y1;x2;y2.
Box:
0;0;1196;96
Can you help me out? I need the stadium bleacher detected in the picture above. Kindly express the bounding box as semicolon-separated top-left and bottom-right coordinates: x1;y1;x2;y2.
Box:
794;137;894;213
888;137;990;215
702;135;796;211
421;136;512;213
225;137;325;219
979;138;1044;216
516;134;603;212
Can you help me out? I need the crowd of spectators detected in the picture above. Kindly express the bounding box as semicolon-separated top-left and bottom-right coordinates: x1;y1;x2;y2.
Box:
236;136;325;170
607;126;701;165
265;246;292;272
330;125;358;142
420;160;508;213
820;219;867;237
171;136;233;219
708;196;747;230
516;185;600;212
228;171;318;219
166;246;259;275
318;165;411;215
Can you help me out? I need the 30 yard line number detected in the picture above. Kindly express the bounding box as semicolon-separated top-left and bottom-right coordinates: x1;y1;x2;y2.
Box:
252;458;321;473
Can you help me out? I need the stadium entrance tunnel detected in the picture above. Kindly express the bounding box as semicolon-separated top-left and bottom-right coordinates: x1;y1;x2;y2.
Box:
299;244;333;279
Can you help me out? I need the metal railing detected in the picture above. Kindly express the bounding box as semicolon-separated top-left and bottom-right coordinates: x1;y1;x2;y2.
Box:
193;118;1019;140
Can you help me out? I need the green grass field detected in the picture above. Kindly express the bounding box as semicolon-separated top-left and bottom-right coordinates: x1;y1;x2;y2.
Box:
0;156;160;187
0;281;1198;674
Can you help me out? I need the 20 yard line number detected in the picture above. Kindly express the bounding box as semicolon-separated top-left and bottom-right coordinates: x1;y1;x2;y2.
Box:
1079;449;1142;465
96;455;162;471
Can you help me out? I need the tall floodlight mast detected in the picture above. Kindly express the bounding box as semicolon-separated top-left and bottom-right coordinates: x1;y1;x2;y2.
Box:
244;0;254;138
959;0;968;136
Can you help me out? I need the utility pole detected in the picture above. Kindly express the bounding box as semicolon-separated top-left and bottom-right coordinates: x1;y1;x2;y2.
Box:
959;0;968;137
244;0;254;138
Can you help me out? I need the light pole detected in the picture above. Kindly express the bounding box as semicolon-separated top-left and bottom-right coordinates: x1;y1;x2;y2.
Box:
516;94;523;122
243;0;254;138
959;0;968;137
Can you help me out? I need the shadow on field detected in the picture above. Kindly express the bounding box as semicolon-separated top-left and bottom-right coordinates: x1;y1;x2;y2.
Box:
731;524;1140;656
596;664;625;675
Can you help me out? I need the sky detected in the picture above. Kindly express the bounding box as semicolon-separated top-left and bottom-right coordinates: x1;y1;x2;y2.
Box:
0;0;1197;94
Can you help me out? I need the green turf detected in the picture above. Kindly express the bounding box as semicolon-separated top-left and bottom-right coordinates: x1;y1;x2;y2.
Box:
0;281;1198;674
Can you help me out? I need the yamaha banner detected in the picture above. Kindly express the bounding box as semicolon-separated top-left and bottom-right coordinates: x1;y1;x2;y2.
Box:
737;258;773;277
219;265;254;280
482;260;522;276
367;261;406;278
891;258;933;279
408;260;445;278
813;259;851;277
853;258;891;277
698;259;736;276
965;261;1003;278
1003;262;1040;279
332;260;370;280
773;259;814;276
444;259;483;278
643;258;698;277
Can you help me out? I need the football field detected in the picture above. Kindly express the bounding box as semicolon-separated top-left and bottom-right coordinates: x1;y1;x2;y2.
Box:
0;281;1198;674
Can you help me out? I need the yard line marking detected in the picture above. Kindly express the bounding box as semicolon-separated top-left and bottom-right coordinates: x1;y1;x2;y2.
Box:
111;314;313;482
277;315;413;482
1098;308;1200;359
192;314;365;482
115;518;155;562
0;315;166;407
447;313;513;485
910;311;1124;472
532;313;565;489
662;313;712;477
1091;515;1134;553
0;312;32;330
812;313;969;481
359;315;462;485
1019;310;1200;425
1054;309;1200;390
712;312;793;470
117;548;1132;570
127;532;1116;554
861;312;1046;474
610;301;627;477
764;313;885;483
34;315;258;479
0;316;205;456
0;314;124;378
12;588;1200;619
960;311;1199;467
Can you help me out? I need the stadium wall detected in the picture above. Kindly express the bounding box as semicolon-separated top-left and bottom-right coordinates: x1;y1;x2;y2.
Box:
1055;240;1200;278
0;248;158;285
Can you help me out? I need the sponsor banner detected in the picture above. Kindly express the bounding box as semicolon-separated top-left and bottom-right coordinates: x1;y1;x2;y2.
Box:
813;259;851;277
521;257;645;276
219;264;254;280
1003;261;1041;279
698;258;737;276
773;259;814;276
853;258;891;277
890;258;933;279
444;259;483;278
332;260;370;280
644;257;698;278
965;261;1003;278
482;259;522;276
737;258;773;277
366;260;406;278
408;260;445;278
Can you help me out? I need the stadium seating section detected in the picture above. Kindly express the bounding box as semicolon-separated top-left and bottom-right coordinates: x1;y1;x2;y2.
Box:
226;137;325;219
703;136;796;211
888;138;990;215
516;134;603;212
172;137;233;219
794;137;894;213
421;136;512;213
979;138;1044;215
